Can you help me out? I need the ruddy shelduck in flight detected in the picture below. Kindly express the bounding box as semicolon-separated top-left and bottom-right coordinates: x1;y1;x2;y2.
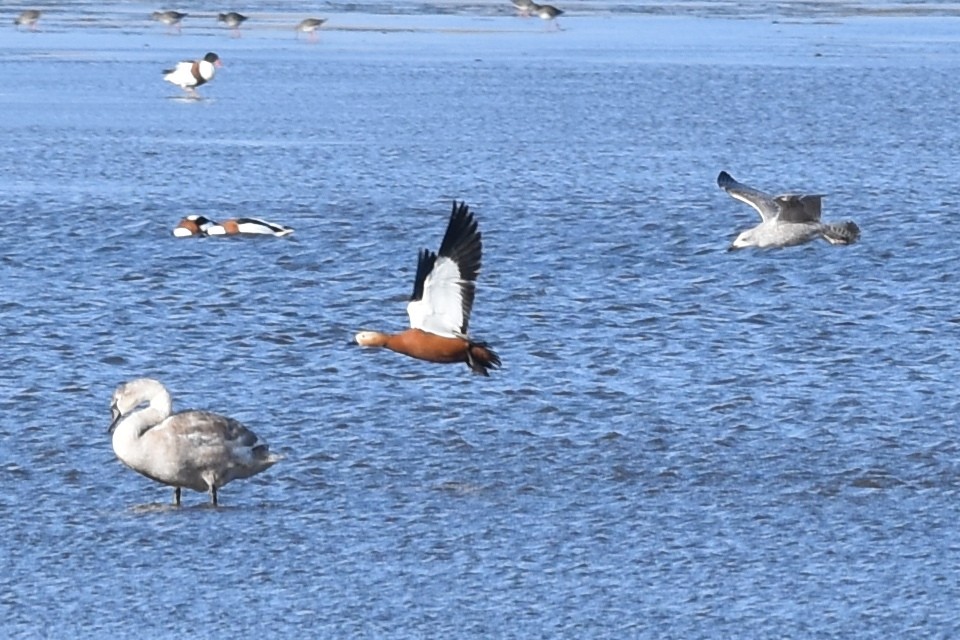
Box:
354;201;501;376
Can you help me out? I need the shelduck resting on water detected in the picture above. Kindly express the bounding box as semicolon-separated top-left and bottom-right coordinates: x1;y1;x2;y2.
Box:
354;201;501;376
162;52;221;93
173;214;293;237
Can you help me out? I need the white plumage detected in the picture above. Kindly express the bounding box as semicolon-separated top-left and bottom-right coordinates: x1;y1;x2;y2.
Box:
407;256;469;338
404;202;482;339
163;52;221;92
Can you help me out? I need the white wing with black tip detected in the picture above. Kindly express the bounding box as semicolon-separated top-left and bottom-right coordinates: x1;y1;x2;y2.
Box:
406;201;482;338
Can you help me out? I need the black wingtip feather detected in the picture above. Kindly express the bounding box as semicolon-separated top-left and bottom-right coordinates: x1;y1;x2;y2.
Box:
441;201;482;333
717;171;735;188
408;201;486;333
410;248;437;302
438;200;482;284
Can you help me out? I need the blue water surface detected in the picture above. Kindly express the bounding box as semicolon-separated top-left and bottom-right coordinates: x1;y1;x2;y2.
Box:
1;2;959;637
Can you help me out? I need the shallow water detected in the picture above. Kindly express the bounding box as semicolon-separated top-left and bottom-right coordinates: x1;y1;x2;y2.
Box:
2;3;960;638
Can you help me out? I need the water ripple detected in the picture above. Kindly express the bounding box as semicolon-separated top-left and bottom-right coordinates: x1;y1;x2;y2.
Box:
2;9;960;639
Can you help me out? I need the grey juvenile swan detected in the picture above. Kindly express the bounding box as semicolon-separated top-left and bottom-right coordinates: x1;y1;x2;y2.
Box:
108;378;281;506
717;171;860;250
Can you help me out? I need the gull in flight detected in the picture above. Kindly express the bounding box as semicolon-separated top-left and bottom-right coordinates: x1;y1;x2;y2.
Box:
717;171;860;250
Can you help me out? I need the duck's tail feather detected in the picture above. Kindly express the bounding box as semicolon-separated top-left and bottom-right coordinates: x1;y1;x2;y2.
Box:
466;341;501;376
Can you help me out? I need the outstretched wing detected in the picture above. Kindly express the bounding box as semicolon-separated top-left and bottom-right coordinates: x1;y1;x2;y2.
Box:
406;201;482;338
774;194;823;223
717;171;780;222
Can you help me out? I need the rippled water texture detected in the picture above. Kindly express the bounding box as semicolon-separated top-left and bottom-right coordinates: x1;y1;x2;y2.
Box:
1;2;960;637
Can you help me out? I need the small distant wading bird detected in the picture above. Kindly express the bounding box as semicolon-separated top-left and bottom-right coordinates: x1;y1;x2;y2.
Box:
218;11;247;36
354;201;501;376
162;52;222;93
173;214;294;237
717;171;860;250
530;2;563;29
14;9;41;30
511;0;535;17
295;17;326;42
108;378;282;506
151;10;187;33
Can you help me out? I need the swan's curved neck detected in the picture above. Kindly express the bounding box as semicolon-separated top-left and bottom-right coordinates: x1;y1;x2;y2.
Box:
116;383;173;441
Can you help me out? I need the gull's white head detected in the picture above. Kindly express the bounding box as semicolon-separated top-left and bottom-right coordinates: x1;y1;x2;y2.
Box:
729;229;759;251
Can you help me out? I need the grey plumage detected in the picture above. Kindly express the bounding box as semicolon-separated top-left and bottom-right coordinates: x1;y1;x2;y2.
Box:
14;9;41;29
530;2;564;28
218;11;247;35
218;12;247;27
717;171;860;250
511;0;535;16
296;17;326;40
108;378;281;506
151;10;187;32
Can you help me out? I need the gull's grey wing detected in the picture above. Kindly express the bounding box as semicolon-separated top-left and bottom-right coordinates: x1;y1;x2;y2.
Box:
774;194;823;223
717;171;780;222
